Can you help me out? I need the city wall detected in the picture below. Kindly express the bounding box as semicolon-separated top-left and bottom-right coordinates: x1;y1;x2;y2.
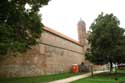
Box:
0;27;85;77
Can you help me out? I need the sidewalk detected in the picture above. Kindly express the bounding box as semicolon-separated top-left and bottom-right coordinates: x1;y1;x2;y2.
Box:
48;70;108;83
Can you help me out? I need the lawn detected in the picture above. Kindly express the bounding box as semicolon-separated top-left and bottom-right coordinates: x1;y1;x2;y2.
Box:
71;70;125;83
0;72;83;83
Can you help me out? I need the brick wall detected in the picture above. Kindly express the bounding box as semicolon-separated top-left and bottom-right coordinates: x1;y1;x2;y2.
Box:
0;28;85;77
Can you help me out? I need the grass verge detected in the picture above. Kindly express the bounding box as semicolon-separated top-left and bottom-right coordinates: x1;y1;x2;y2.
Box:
0;72;84;83
71;70;125;83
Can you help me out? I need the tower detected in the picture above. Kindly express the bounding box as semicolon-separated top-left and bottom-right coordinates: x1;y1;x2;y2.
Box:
77;19;86;47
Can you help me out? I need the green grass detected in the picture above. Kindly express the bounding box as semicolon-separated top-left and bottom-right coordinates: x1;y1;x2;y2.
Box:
0;72;83;83
71;71;125;83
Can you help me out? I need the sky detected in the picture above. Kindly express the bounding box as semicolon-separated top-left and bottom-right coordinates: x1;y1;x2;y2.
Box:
40;0;125;41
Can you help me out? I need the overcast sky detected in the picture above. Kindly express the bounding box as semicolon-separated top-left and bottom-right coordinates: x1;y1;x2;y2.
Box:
40;0;125;40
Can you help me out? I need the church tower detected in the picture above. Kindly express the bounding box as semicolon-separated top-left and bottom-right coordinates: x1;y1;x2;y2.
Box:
77;19;86;47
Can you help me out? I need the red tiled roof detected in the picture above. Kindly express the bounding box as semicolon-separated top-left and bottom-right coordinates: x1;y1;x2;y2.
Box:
43;27;82;46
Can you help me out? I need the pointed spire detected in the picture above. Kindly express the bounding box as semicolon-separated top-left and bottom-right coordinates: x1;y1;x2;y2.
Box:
77;17;86;45
78;18;85;25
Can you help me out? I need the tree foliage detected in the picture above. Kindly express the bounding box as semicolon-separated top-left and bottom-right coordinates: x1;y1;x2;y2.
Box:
85;13;125;71
0;0;50;55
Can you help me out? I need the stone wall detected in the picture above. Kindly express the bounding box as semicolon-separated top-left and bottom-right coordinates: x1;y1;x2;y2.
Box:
40;30;84;74
0;45;45;77
0;27;85;77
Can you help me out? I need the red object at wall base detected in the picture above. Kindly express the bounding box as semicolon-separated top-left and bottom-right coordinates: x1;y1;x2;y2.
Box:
72;64;79;73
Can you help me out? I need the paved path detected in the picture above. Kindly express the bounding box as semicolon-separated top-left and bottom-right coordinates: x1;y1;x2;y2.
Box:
48;70;108;83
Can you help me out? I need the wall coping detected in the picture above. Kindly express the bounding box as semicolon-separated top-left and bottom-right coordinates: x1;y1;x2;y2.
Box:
43;27;82;47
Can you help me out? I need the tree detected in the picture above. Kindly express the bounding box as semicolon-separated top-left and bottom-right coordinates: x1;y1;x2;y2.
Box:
0;0;50;55
114;35;125;64
85;13;125;72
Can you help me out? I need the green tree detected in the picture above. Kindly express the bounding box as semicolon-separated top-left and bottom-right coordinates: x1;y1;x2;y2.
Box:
0;0;50;55
85;13;125;72
114;35;125;64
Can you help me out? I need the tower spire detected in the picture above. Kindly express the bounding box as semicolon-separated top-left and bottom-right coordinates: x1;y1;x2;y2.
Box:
77;19;86;46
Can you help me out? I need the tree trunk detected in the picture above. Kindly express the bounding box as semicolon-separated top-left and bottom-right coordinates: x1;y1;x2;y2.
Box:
90;65;93;76
114;63;117;73
110;61;113;72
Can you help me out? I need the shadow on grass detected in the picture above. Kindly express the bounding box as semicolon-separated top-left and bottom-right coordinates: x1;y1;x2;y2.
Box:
90;71;125;83
71;71;125;83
